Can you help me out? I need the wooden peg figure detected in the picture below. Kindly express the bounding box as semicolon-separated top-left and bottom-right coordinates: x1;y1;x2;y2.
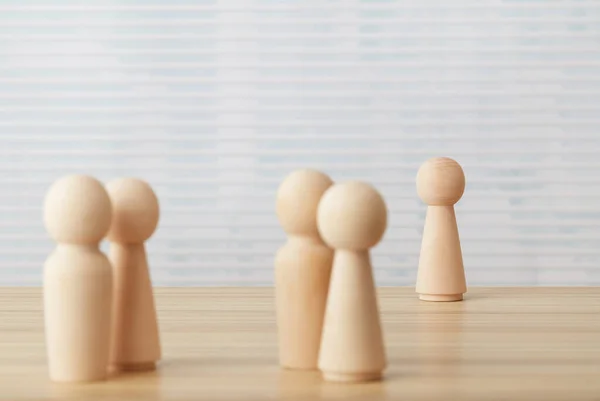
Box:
106;178;161;372
416;157;467;302
275;169;334;370
43;175;114;382
316;181;387;383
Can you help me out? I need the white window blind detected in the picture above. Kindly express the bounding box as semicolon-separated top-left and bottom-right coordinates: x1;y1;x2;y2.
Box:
1;0;599;286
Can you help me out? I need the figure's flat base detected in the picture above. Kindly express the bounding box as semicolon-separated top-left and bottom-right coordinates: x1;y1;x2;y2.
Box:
112;362;156;372
49;373;108;383
281;364;317;371
419;293;463;302
322;371;382;383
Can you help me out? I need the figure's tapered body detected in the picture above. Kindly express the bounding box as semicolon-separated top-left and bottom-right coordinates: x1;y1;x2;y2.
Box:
109;243;161;371
43;175;114;382
318;250;386;382
416;157;467;302
106;178;161;372
275;237;333;369
44;246;113;382
275;169;334;370
316;181;388;383
416;206;466;301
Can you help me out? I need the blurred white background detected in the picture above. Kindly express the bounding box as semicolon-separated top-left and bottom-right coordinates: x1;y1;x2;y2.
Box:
1;0;599;286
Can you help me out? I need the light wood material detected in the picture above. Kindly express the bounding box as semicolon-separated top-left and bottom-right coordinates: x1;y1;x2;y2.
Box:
106;178;161;372
416;206;466;301
275;169;334;370
42;175;114;383
2;287;600;400
317;182;387;382
318;251;386;383
108;244;161;372
416;157;467;301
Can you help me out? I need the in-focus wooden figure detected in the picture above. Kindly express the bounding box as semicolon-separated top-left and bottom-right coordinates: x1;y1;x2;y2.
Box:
275;169;334;370
316;181;387;383
416;157;467;302
106;178;161;372
43;175;114;382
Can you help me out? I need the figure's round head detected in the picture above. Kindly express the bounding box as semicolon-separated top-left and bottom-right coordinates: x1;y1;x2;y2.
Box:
44;175;112;244
105;178;160;243
416;157;465;206
276;169;334;236
317;181;387;250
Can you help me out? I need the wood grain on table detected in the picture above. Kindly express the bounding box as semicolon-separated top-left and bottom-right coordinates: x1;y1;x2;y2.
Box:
1;287;599;400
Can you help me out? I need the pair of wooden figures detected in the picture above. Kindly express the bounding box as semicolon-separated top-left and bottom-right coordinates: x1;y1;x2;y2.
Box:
43;175;161;382
274;157;467;382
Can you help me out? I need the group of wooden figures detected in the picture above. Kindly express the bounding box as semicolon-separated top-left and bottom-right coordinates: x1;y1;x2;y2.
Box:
274;157;468;382
40;156;467;384
43;176;161;382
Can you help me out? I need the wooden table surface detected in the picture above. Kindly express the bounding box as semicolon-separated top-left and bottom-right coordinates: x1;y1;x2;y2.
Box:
1;287;600;401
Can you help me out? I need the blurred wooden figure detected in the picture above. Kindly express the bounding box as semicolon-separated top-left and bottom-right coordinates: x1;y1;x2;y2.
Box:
106;178;161;372
43;175;114;382
317;181;388;383
275;169;334;370
416;157;467;302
